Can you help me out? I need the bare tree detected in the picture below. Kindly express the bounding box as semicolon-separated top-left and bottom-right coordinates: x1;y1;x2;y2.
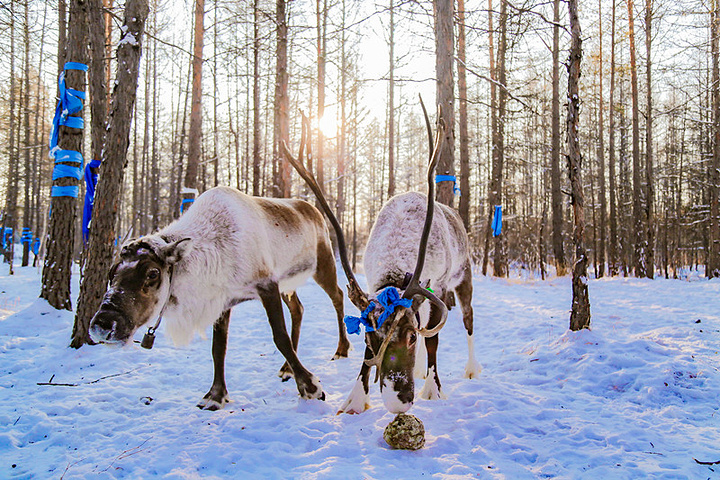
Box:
627;0;647;277
644;0;655;278
710;0;720;277
388;0;396;199
457;0;471;229
433;0;456;207
273;0;291;198
567;0;590;330
183;0;205;208
551;0;567;276
608;0;619;276
72;0;149;347
41;0;89;310
596;0;607;277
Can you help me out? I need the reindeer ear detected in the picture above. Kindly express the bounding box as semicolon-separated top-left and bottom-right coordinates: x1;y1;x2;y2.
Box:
160;237;192;265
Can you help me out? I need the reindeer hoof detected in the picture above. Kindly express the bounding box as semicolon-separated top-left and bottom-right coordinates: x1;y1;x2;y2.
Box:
337;379;371;414
278;363;294;382
197;388;229;410
331;341;353;360
298;375;325;401
464;360;482;379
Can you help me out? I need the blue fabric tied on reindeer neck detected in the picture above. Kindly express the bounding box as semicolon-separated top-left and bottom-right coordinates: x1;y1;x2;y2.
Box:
344;286;413;335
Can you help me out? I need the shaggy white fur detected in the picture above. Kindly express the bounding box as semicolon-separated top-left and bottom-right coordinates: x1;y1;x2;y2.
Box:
134;187;328;346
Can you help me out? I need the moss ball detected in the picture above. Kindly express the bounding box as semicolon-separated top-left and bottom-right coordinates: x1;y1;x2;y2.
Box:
383;413;425;450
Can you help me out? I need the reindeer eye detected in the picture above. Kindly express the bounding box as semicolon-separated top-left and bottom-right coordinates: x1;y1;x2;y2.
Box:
408;332;417;345
147;269;160;281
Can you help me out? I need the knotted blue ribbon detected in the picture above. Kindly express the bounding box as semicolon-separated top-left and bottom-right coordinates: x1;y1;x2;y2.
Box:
435;174;461;196
32;237;40;255
3;227;12;249
491;205;502;237
21;228;32;244
49;63;88;153
82;159;101;243
344;286;413;335
181;198;194;213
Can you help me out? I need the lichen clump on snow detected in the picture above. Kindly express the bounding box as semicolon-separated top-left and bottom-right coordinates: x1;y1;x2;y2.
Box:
383;413;425;450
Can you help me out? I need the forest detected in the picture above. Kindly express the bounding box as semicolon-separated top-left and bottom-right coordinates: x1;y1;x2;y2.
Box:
0;0;719;332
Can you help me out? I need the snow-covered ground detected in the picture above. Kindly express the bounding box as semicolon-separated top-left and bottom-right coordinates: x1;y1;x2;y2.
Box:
1;257;719;479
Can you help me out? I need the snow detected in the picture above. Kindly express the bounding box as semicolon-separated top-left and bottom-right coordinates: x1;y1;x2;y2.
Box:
1;255;719;479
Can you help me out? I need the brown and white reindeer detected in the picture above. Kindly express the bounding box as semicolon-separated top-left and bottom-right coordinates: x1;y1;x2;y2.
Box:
281;107;480;415
89;186;352;409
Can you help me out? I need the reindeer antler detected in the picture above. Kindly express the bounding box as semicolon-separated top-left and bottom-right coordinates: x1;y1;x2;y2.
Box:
403;96;449;337
280;114;370;311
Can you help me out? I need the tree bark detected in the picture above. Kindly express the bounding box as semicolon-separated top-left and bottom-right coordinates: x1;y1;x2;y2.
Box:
482;0;496;276
252;0;261;197
627;0;647;277
273;0;291;198
567;0;590;330
41;0;89;310
551;0;567;276
608;0;619;276
21;0;32;267
491;0;508;277
433;0;455;207
72;0;149;347
388;0;396;199
184;0;204;207
645;0;655;278
596;0;607;278
710;0;720;277
457;0;471;229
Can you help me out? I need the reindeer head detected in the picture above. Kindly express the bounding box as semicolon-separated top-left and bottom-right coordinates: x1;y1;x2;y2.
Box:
89;236;191;344
281;100;447;413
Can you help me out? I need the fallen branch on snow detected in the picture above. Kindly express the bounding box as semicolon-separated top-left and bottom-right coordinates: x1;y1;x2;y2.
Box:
37;369;139;387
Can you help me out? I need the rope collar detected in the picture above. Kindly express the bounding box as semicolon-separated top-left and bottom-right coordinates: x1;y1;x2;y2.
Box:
141;264;174;349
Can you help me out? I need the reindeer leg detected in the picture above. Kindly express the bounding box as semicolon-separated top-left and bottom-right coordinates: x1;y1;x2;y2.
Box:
337;346;373;414
197;309;231;410
258;281;325;401
278;292;303;381
314;241;351;360
419;297;448;401
456;263;482;379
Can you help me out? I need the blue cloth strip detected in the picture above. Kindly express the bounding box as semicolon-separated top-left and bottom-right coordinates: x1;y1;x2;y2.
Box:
344;286;413;335
435;174;461;195
64;62;88;72
55;150;83;164
82;159;101;243
53;164;82;181
60;116;84;129
52;185;80;198
32;238;40;255
181;198;194;213
491;205;502;237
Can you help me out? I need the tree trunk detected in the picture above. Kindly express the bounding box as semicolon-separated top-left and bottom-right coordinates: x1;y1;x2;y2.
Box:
273;0;291;198
608;0;619;276
72;0;149;348
491;0;508;277
567;0;591;330
482;0;495;276
710;0;720;277
433;0;456;207
184;0;204;207
41;0;89;310
645;0;655;278
387;0;396;199
3;2;18;272
457;0;471;229
627;0;647;277
252;0;261;197
316;0;327;194
21;0;32;267
551;0;567;276
596;0;607;278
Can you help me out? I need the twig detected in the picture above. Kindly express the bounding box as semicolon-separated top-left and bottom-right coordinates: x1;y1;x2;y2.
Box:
694;458;720;465
100;438;152;473
37;369;139;387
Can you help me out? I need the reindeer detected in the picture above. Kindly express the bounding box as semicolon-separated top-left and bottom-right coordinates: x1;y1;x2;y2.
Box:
89;186;352;410
281;106;480;415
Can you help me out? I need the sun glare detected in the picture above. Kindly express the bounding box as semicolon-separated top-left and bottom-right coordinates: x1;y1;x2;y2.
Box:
318;112;338;138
